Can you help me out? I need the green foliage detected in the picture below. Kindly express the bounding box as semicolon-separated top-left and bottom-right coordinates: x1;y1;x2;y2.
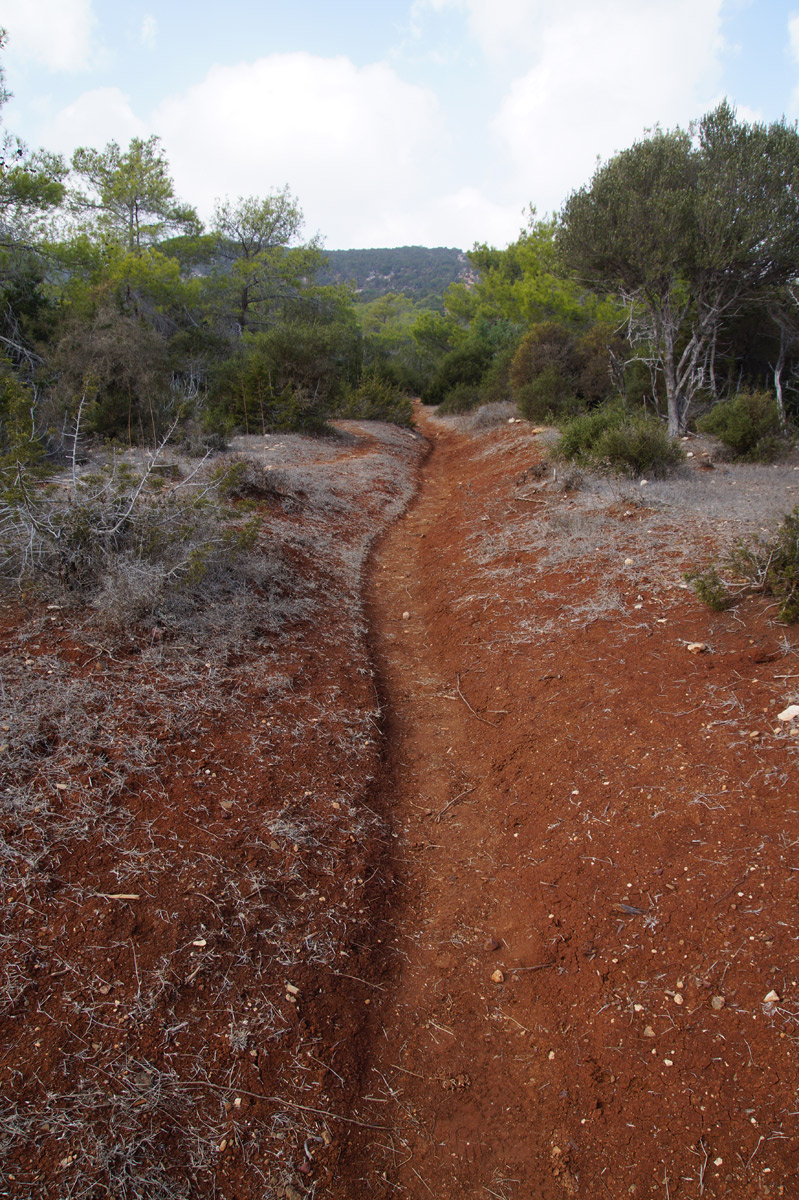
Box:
318;246;467;308
508;321;624;420
0;363;43;465
685;565;735;611
690;507;799;623
558;103;799;434
557;401;684;476
697;390;790;460
337;370;414;426
436;383;485;414
422;339;494;406
509;322;579;420
730;508;799;622
50;299;173;443
451;209;618;333
71;136;199;251
207;310;360;435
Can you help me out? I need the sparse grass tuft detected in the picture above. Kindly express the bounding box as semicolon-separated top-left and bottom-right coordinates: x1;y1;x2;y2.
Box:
689;505;799;622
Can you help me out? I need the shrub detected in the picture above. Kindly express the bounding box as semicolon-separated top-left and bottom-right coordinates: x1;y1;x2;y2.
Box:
697;390;790;461
0;448;264;630
557;401;683;477
437;382;485;414
684;565;735;612
337;370;414;426
510;323;579;420
421;340;493;406
596;416;684;477
690;507;799;623
509;321;625;420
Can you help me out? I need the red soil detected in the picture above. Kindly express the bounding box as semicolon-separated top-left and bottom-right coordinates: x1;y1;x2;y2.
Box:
2;408;799;1199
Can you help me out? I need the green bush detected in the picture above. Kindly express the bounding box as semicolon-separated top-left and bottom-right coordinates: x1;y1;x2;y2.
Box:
337;370;414;426
515;365;581;422
421;340;493;406
689;506;799;622
509;321;625;420
437;382;485;414
697;390;790;461
684;564;735;611
557;401;683;477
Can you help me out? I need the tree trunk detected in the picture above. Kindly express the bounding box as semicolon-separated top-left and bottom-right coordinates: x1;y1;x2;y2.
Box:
661;324;681;436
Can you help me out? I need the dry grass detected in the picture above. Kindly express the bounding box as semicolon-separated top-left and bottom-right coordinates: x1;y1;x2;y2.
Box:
0;417;424;1199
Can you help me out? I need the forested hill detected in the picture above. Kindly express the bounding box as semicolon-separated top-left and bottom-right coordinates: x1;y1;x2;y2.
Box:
318;246;474;305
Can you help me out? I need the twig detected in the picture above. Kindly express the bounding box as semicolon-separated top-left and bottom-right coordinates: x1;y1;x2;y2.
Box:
331;971;385;991
434;784;477;822
455;673;500;727
511;962;555;973
180;1079;391;1128
411;1166;435;1196
746;1135;764;1170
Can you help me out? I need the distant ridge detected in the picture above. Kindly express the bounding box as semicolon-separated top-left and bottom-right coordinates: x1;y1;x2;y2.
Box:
318;246;475;306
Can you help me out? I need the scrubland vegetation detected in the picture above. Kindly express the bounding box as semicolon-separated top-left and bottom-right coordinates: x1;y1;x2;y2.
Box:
4;16;799;1194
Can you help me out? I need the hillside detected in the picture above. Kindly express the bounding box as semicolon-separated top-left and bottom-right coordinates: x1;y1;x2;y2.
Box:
318;245;475;305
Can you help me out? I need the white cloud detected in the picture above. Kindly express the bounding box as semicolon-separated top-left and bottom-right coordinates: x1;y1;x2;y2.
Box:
42;87;147;156
790;12;799;62
153;53;446;248
1;0;96;72
487;0;726;214
141;15;157;50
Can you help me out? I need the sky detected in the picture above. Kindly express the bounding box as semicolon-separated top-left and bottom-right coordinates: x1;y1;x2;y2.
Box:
2;0;799;251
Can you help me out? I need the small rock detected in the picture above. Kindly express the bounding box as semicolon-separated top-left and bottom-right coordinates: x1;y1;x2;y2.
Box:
764;989;781;1004
672;993;684;1006
714;1157;723;1167
711;995;725;1011
402;611;410;621
633;1003;644;1013
298;1160;312;1175
643;1026;656;1038
624;557;634;566
483;937;501;951
687;642;707;653
491;969;505;984
777;705;799;722
285;1187;304;1200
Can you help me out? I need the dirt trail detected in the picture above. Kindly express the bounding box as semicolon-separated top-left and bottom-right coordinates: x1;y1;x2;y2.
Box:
341;409;799;1198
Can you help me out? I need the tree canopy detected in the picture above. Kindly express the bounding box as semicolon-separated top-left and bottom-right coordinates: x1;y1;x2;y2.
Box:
71;136;199;251
558;103;799;433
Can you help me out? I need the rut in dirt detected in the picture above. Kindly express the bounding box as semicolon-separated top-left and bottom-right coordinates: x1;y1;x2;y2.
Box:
338;408;799;1199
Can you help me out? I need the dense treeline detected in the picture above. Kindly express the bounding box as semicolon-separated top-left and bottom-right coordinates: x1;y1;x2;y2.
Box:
410;103;799;465
2;16;799;471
